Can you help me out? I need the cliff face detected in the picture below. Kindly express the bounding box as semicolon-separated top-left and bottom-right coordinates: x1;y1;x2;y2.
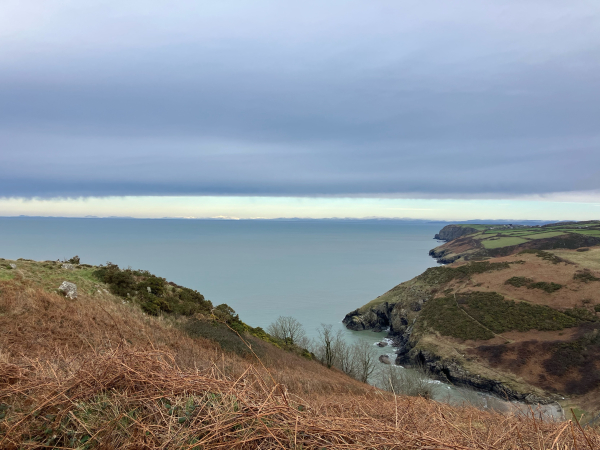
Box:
434;225;479;241
343;278;435;334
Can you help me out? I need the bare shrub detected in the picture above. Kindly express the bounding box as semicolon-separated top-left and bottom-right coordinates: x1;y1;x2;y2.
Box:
351;340;378;383
267;315;308;347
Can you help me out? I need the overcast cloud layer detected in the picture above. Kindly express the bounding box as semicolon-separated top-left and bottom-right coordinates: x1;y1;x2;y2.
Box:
1;1;600;199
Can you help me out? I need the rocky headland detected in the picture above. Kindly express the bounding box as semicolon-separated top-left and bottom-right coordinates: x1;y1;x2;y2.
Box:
344;221;600;409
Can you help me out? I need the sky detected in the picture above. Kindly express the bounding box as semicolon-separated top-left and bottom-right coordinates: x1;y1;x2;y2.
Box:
1;1;599;219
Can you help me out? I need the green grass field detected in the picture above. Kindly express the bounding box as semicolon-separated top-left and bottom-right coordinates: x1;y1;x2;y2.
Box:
480;237;529;249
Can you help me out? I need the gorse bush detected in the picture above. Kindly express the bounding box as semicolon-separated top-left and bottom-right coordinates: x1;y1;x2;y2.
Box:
417;291;579;340
417;261;512;285
504;276;533;288
93;263;212;317
527;281;563;293
505;277;563;293
573;269;600;283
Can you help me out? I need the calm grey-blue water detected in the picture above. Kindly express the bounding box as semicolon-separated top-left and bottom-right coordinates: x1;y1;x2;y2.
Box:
0;217;565;416
0;218;440;337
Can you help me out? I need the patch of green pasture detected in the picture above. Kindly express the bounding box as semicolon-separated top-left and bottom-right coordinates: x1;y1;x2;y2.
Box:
480;237;528;249
6;261;102;295
0;271;15;281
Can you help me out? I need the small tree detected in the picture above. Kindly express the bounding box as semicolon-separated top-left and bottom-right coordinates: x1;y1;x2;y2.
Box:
267;316;307;346
314;324;340;368
352;340;378;383
333;337;355;377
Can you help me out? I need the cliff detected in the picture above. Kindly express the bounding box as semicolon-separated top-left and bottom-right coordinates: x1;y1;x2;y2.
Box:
429;221;600;263
434;224;480;241
344;223;600;410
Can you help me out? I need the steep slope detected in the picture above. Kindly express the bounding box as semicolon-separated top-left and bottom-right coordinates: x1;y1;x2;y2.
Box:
1;257;599;449
345;232;600;412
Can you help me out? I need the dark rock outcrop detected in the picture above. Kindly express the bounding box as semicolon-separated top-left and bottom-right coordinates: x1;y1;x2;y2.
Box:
428;248;461;264
399;348;553;404
434;225;479;242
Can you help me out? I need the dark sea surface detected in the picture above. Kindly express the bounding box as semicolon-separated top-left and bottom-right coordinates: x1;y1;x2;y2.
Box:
0;217;441;339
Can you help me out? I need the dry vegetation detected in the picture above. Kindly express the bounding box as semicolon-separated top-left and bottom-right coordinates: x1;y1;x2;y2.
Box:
2;261;600;448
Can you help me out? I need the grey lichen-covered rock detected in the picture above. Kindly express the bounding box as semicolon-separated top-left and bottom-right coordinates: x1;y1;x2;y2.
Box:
9;263;17;269
61;264;75;270
147;286;152;293
58;281;78;299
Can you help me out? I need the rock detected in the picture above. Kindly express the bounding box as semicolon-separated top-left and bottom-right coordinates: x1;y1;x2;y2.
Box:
147;286;152;293
61;264;75;270
58;281;77;299
377;341;388;347
379;355;391;364
9;263;17;269
434;225;479;242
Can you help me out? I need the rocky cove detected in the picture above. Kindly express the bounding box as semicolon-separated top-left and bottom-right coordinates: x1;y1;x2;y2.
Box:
341;225;575;407
344;308;555;405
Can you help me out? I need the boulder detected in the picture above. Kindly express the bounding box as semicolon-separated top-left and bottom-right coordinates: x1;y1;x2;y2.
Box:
379;355;391;365
58;281;77;299
9;263;17;269
377;340;388;347
61;264;75;270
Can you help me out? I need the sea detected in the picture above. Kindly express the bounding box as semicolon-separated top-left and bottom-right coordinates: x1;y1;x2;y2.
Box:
0;217;441;339
0;216;564;416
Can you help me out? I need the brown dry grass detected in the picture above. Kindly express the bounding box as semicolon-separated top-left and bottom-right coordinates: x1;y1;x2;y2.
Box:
2;348;599;449
2;271;600;448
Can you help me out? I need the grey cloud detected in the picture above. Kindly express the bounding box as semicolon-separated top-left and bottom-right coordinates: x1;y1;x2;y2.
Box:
1;0;599;198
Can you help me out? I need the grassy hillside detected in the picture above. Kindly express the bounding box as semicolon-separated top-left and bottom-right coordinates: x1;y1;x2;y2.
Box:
431;221;600;263
2;258;599;448
345;243;600;418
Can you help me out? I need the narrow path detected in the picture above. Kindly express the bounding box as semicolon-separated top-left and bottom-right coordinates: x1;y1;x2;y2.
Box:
452;281;504;340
